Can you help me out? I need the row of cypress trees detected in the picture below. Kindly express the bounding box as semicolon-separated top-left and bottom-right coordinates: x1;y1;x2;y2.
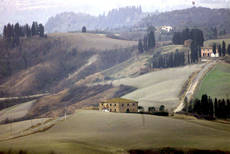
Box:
184;94;230;119
3;22;45;47
212;41;230;56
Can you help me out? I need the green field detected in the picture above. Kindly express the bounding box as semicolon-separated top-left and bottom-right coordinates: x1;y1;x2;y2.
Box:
0;110;230;154
194;62;230;99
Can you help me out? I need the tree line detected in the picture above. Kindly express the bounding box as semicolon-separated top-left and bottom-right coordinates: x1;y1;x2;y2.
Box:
212;41;230;56
184;94;230;119
138;27;156;53
173;28;205;63
152;50;185;68
172;28;204;47
3;22;45;47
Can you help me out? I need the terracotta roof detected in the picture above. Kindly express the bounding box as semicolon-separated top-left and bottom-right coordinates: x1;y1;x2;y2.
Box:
101;98;138;104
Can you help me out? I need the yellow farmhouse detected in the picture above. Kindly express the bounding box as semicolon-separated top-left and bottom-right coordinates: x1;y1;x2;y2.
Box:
99;98;138;113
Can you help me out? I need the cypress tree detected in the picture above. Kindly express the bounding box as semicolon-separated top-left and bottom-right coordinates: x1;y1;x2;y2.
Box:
38;24;44;37
148;31;155;49
143;36;148;51
227;44;230;55
213;44;216;55
138;40;144;53
222;41;226;56
218;44;222;57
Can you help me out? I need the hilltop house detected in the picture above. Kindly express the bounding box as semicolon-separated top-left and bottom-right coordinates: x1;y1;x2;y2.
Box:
160;26;173;32
201;47;219;58
99;98;138;113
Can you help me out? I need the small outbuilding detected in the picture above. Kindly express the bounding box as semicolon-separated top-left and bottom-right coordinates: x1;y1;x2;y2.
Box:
99;98;138;113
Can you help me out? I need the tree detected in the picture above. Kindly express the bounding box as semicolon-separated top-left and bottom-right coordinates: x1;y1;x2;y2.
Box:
213;43;217;55
159;105;165;112
14;23;20;46
31;22;38;36
38;24;44;37
227;44;230;55
148;106;155;113
143;36;148;51
147;31;155;49
182;28;190;41
138;40;144;53
222;41;226;56
82;26;86;33
172;32;182;44
25;24;31;38
213;27;218;39
218;44;222;57
190;29;204;47
3;25;7;39
190;41;198;63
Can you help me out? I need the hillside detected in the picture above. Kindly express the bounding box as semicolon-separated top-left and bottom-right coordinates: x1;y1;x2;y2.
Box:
94;64;204;111
45;6;144;33
0;32;140;120
1;110;230;154
140;7;230;37
0;33;136;96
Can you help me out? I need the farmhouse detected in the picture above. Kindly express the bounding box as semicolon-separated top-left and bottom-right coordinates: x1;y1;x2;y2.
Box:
99;98;138;113
201;47;219;58
160;25;173;32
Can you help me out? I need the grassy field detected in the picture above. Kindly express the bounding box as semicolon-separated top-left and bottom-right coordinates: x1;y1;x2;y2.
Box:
102;53;152;79
154;45;189;55
0;110;230;154
0;100;36;123
49;32;137;51
0;118;49;139
204;38;230;47
194;62;230;100
107;64;204;111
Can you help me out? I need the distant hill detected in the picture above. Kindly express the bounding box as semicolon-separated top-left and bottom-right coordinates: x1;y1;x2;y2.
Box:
139;7;230;33
45;6;144;33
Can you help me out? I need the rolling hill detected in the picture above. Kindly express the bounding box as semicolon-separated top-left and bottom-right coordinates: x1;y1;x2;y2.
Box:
140;7;230;32
1;110;230;154
0;32;139;119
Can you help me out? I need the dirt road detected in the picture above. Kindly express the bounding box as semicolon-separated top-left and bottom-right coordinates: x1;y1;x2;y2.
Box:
174;60;217;113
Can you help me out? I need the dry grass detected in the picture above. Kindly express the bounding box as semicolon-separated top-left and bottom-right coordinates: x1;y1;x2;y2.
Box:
0;100;36;123
0;118;49;139
49;32;137;51
107;64;205;111
102;53;152;79
0;110;230;154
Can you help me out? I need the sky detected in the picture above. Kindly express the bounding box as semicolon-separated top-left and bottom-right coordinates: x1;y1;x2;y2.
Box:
0;0;230;29
2;0;230;15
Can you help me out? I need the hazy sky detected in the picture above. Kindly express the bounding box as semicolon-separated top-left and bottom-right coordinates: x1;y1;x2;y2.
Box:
2;0;230;15
0;0;230;29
